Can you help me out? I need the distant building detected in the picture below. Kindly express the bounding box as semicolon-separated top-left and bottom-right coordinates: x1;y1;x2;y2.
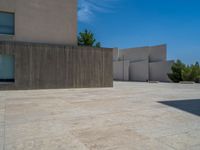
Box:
113;45;174;82
0;0;113;90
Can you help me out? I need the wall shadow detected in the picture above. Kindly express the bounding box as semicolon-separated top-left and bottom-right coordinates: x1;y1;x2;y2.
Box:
159;99;200;116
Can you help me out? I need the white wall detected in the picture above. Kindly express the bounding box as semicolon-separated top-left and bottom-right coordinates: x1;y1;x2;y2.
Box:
129;59;149;82
149;61;174;82
113;60;129;81
113;45;174;82
119;45;166;62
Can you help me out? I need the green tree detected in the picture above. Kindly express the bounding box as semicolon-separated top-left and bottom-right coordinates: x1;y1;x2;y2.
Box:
95;42;101;48
168;60;200;83
78;29;101;48
182;65;193;81
168;60;185;82
192;62;200;82
182;63;200;82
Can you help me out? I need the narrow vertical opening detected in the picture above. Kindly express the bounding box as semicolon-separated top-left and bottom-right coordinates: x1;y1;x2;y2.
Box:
0;55;15;83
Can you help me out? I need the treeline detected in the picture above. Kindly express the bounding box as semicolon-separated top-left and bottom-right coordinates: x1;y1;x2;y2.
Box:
168;60;200;83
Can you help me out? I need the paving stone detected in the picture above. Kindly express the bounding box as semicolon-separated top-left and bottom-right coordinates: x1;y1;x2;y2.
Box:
5;134;88;150
157;129;200;150
0;82;200;150
0;136;4;150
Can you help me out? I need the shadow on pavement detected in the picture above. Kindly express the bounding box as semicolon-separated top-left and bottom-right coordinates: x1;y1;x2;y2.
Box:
159;99;200;116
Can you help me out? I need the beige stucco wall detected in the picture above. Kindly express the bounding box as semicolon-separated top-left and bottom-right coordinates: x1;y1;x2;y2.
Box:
0;0;77;45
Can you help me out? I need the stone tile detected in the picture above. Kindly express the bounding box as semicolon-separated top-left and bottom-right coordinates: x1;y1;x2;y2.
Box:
0;104;4;111
0;110;4;124
1;82;200;149
71;124;174;150
0;122;4;150
129;139;175;150
0;136;4;150
5;134;89;150
5;120;71;144
157;129;200;150
190;144;200;150
59;111;149;131
0;123;4;138
131;118;200;138
71;124;149;150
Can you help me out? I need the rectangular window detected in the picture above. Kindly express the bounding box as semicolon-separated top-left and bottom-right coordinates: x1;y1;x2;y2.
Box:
0;55;15;82
0;11;14;35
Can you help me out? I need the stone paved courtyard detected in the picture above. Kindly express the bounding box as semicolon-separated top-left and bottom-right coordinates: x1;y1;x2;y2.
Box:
0;82;200;150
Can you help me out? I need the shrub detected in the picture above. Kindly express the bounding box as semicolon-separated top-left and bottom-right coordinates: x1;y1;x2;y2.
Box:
195;75;200;83
182;65;194;81
168;60;185;82
168;60;200;83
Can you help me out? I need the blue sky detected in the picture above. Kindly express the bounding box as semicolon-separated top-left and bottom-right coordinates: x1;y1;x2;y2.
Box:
78;0;200;64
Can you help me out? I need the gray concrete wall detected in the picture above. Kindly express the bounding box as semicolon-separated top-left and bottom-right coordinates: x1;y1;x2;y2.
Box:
113;60;129;81
0;41;113;90
119;44;166;62
149;61;174;82
0;0;77;45
113;44;173;82
113;48;119;61
149;45;167;62
129;60;149;82
119;47;149;62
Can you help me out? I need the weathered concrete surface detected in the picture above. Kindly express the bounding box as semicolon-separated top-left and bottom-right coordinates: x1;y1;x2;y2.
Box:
0;41;113;90
0;82;200;150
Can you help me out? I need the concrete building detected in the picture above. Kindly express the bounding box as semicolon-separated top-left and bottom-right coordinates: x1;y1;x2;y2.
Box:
0;0;77;45
113;45;174;82
0;0;113;90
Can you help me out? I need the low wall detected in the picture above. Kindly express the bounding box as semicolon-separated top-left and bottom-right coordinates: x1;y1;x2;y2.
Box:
0;41;113;90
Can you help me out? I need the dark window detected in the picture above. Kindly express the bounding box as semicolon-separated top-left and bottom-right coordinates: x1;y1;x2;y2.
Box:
0;55;15;82
0;12;14;35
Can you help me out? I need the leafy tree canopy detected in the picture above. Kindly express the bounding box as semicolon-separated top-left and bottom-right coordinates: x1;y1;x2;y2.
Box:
78;29;101;48
168;60;200;83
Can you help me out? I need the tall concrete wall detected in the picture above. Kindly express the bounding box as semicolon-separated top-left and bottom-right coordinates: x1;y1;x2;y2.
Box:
113;44;173;82
149;61;174;82
119;45;166;62
113;60;129;81
129;60;149;82
0;0;77;45
119;47;149;62
149;45;167;62
0;41;113;90
113;48;119;61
